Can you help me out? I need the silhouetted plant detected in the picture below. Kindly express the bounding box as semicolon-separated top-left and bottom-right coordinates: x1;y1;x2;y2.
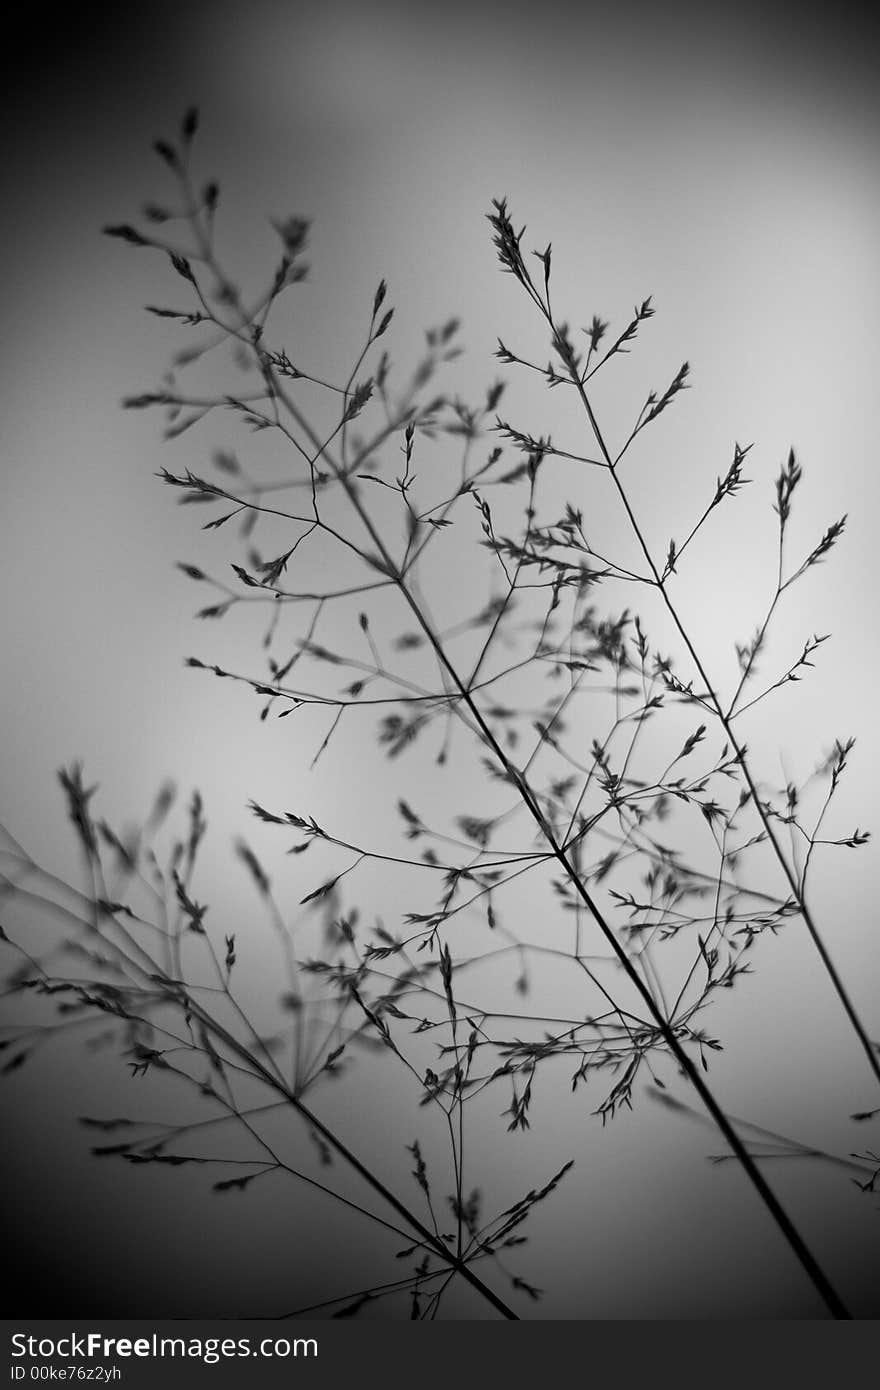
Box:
2;110;876;1320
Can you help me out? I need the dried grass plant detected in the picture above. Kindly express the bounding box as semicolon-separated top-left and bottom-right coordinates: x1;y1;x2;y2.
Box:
2;111;877;1320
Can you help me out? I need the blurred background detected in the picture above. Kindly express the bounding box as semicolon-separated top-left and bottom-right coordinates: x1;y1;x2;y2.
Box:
1;0;879;1318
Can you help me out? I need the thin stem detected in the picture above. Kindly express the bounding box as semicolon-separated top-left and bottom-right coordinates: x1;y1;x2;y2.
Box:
318;427;851;1318
542;297;879;1096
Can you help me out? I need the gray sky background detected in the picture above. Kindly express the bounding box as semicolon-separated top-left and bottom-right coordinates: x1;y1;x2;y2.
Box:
2;0;879;1318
